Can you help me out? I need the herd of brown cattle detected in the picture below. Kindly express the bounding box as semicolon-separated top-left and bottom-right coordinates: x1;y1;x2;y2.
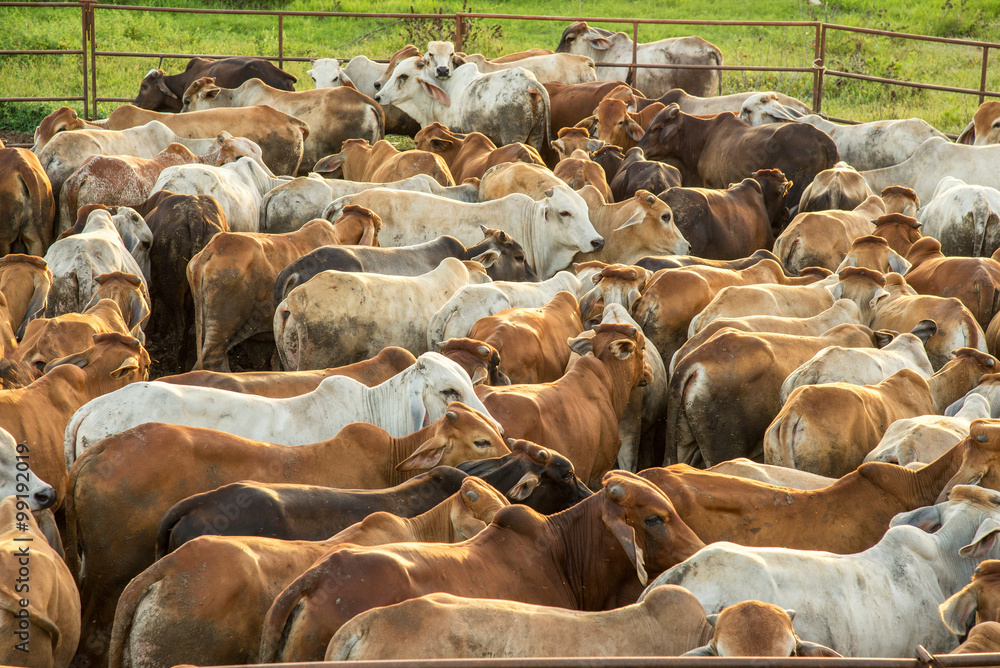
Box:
1;24;1000;667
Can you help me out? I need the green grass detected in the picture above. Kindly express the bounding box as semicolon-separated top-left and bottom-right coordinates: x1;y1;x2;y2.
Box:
1;0;998;135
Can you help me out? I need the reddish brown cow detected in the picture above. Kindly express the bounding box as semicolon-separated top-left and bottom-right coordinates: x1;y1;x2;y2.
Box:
550;126;604;160
904;236;1000;329
0;146;55;255
437;338;508;386
872;212;923;256
313;138;455;186
0;254;51;339
554;150;614;201
414;123;544;182
543;80;641;135
579;98;666;152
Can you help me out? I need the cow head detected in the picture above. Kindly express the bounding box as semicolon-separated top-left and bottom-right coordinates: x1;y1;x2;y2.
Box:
684;601;841;657
957;101;1000;146
555;21;615;55
895;485;1000;564
751;169;793;233
396;401;509;472
597;471;705;585
934;420;1000;504
0;428;55;511
828;266;886;327
424;41;464;79
406;352;501;434
466;226;538;282
596;98;645;150
373;44;422;91
941;559;1000;636
108;207;154;283
89;272;150;335
44;332;150;386
374;56;447;108
542;185;604;255
0;254;51;340
591;144;626;181
327;204;381;246
447;477;510;540
872;212;922;257
739;92;805;126
414;122;464;155
637;104;683;162
213;135;266;168
837;235;910;276
32;106;87;153
551;127;604;161
181;77;223;112
308;57;355;89
880;188;920;219
134;69;180;111
313;139;375;178
579;263;654;326
437;338;510;387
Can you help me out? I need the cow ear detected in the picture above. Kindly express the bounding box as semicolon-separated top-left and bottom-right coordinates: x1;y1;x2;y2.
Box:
430;138;453;151
568;333;595;356
614;208;645;231
156;77;178;100
682;645;718;657
44;352;89;373
470;249;500;268
960;518;1000;558
939;586;979;636
585;139;605;153
911;319;938;344
795;640;842;658
827;282;844;300
203;87;221;101
419;79;451;107
873;330;896;348
507;471;540;501
625;120;645;142
609;339;637;360
659;123;678;144
110;356;140;379
409;382;429;431
551;139;566;154
312;154;344;173
602;485;648;586
888;250;911;275
956;121;976;145
396;435;448;471
892;504;943;532
585;34;614;50
870;287;889;310
575;116;598;134
129;291;151;332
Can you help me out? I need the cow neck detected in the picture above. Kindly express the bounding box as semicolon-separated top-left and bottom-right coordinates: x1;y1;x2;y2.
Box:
394;494;459;543
886;441;964;507
32;364;131;414
929;362;985;414
545;499;636;610
514;196;556;279
384;423;442;486
679;113;731;186
357;374;411;437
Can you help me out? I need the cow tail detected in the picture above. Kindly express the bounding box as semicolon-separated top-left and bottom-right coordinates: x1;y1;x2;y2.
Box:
258;573;317;663
973;192;998;259
711;47;723;96
326;627;365;661
62;461;83;581
426;301;460;350
186;253;208;370
665;365;699;466
527;83;552;160
765;414;800;469
155;497;193;559
107;559;167;668
370;98;386;142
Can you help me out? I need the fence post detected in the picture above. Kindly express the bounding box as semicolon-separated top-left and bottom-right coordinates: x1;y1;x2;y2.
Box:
80;1;89;119
981;46;990;106
278;14;284;69
631;20;639;88
813;23;827;113
88;1;97;118
454;14;464;52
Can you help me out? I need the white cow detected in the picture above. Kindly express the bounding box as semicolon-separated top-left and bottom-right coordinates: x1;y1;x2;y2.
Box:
426;269;597;348
779;322;936;403
554;21;722;99
259;173;478;234
326;187;602;279
918;176;1000;257
643;484;1000;657
151;157;286;232
0;426;56;511
739;94;948;171
64;352;496;467
43;209;149;317
862;138;1000;205
865;393;991;467
308;56;421;137
374;57;550;154
35;120;222;201
460;53;596;85
307;58;355;88
273;257;491;370
657;90;811;117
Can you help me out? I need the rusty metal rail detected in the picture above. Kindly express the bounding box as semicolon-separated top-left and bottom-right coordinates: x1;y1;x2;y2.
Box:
1;2;998;126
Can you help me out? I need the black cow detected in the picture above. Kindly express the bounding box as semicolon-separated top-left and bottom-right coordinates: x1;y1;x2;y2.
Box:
134;57;296;113
609;147;682;202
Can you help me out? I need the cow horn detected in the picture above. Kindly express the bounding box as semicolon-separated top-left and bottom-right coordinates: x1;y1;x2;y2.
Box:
464;489;480;503
477;345;490;358
470;366;488;386
535;448;550;462
607;483;626;502
445;410;458;424
978;434;989;443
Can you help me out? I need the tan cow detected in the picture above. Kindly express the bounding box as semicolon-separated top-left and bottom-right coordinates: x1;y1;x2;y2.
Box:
467;290;583;384
765;348;998;477
706;459;837;490
461;52;597;84
0;255;52;339
667;323;876;467
188;215;376;371
550;126;604;161
414;123;544;183
940;559;1000;638
578;98;665;152
904;236;1000;329
957;101;1000;145
87;271;150;340
837;234;911;275
0;496;79;668
949;621;1000;654
872;212;922;255
106;477;507;668
313;138;455;186
880;186;920;218
327;585;712;660
478;161;567;201
554;150;614;201
773;195;885;274
574;186;689;265
0;146;55;256
31;106;96;152
797;161;876;213
684;601;840;657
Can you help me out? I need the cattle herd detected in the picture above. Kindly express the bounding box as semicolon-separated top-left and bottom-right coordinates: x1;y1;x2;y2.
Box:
2;17;1000;668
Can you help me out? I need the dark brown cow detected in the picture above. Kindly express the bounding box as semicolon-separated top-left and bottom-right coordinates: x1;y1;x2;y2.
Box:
637;104;839;207
257;471;705;662
133;56;296;113
658;169;791;259
591;144;626;182
609;146;682;203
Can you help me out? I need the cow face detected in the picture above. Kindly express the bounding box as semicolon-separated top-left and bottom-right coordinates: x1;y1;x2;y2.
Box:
637;104;683;162
596;98;645;150
942;559;1000;636
0;429;55;511
373;44;422;91
616;191;690;256
214;135;266;168
467;226;539;282
181;77;223;112
90;271;150;334
542;185;604;254
500;440;593;511
685;602;841;658
424;41;462;80
555;21;615;55
967;101;1000;146
44;332;150;383
551;127;605;161
373;57;425;107
308;58;353;88
408;352;501;434
599;471;705;585
880;189;921;219
134;69;178;111
739;92;805;126
438;338;510;386
397;401;509;472
935;421;1000;505
32;106;87;153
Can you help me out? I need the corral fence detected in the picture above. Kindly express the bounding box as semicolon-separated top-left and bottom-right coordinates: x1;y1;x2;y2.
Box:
1;2;998;129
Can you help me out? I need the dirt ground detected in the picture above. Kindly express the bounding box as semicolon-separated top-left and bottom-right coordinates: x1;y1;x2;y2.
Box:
0;130;33;147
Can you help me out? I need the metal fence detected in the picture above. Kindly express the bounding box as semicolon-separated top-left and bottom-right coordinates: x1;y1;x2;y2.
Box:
1;3;998;126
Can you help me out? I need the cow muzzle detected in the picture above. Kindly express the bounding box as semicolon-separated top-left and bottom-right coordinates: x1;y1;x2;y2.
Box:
436;67;451;78
33;486;56;511
590;238;605;251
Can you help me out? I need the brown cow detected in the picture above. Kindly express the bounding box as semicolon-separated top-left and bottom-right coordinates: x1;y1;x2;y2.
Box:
638;104;839;207
765;348;998;477
414;123;544;182
949;621;1000;654
904;236;1000;329
158;346;417;397
658;169;792;259
957;100;1000;145
0;333;149;503
0;254;51;339
438;338;508;386
797;161;876;213
838;234;911;274
880;186;920;218
684;601;840;658
550;126;604;160
0;146;55;255
872;212;922;255
578;98;665;152
107;477;508;668
477;323;649;488
88;272;150;340
543;80;641;136
257;471;705;662
640;421;1000;553
477;161;566;201
668;324;877;467
31;106;97;152
554;150;614;201
940;559;1000;638
467;290;583;384
314;138;455;186
773;196;885;274
574;186;690;265
188;215;376;371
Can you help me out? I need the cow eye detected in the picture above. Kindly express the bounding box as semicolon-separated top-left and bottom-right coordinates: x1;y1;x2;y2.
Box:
141;84;148;90
514;254;525;262
474;439;492;449
559;210;570;218
441;388;460;399
661;214;671;222
645;515;665;526
398;74;409;82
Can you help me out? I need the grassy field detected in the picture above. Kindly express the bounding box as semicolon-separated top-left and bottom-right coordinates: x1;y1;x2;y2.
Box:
2;0;999;137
